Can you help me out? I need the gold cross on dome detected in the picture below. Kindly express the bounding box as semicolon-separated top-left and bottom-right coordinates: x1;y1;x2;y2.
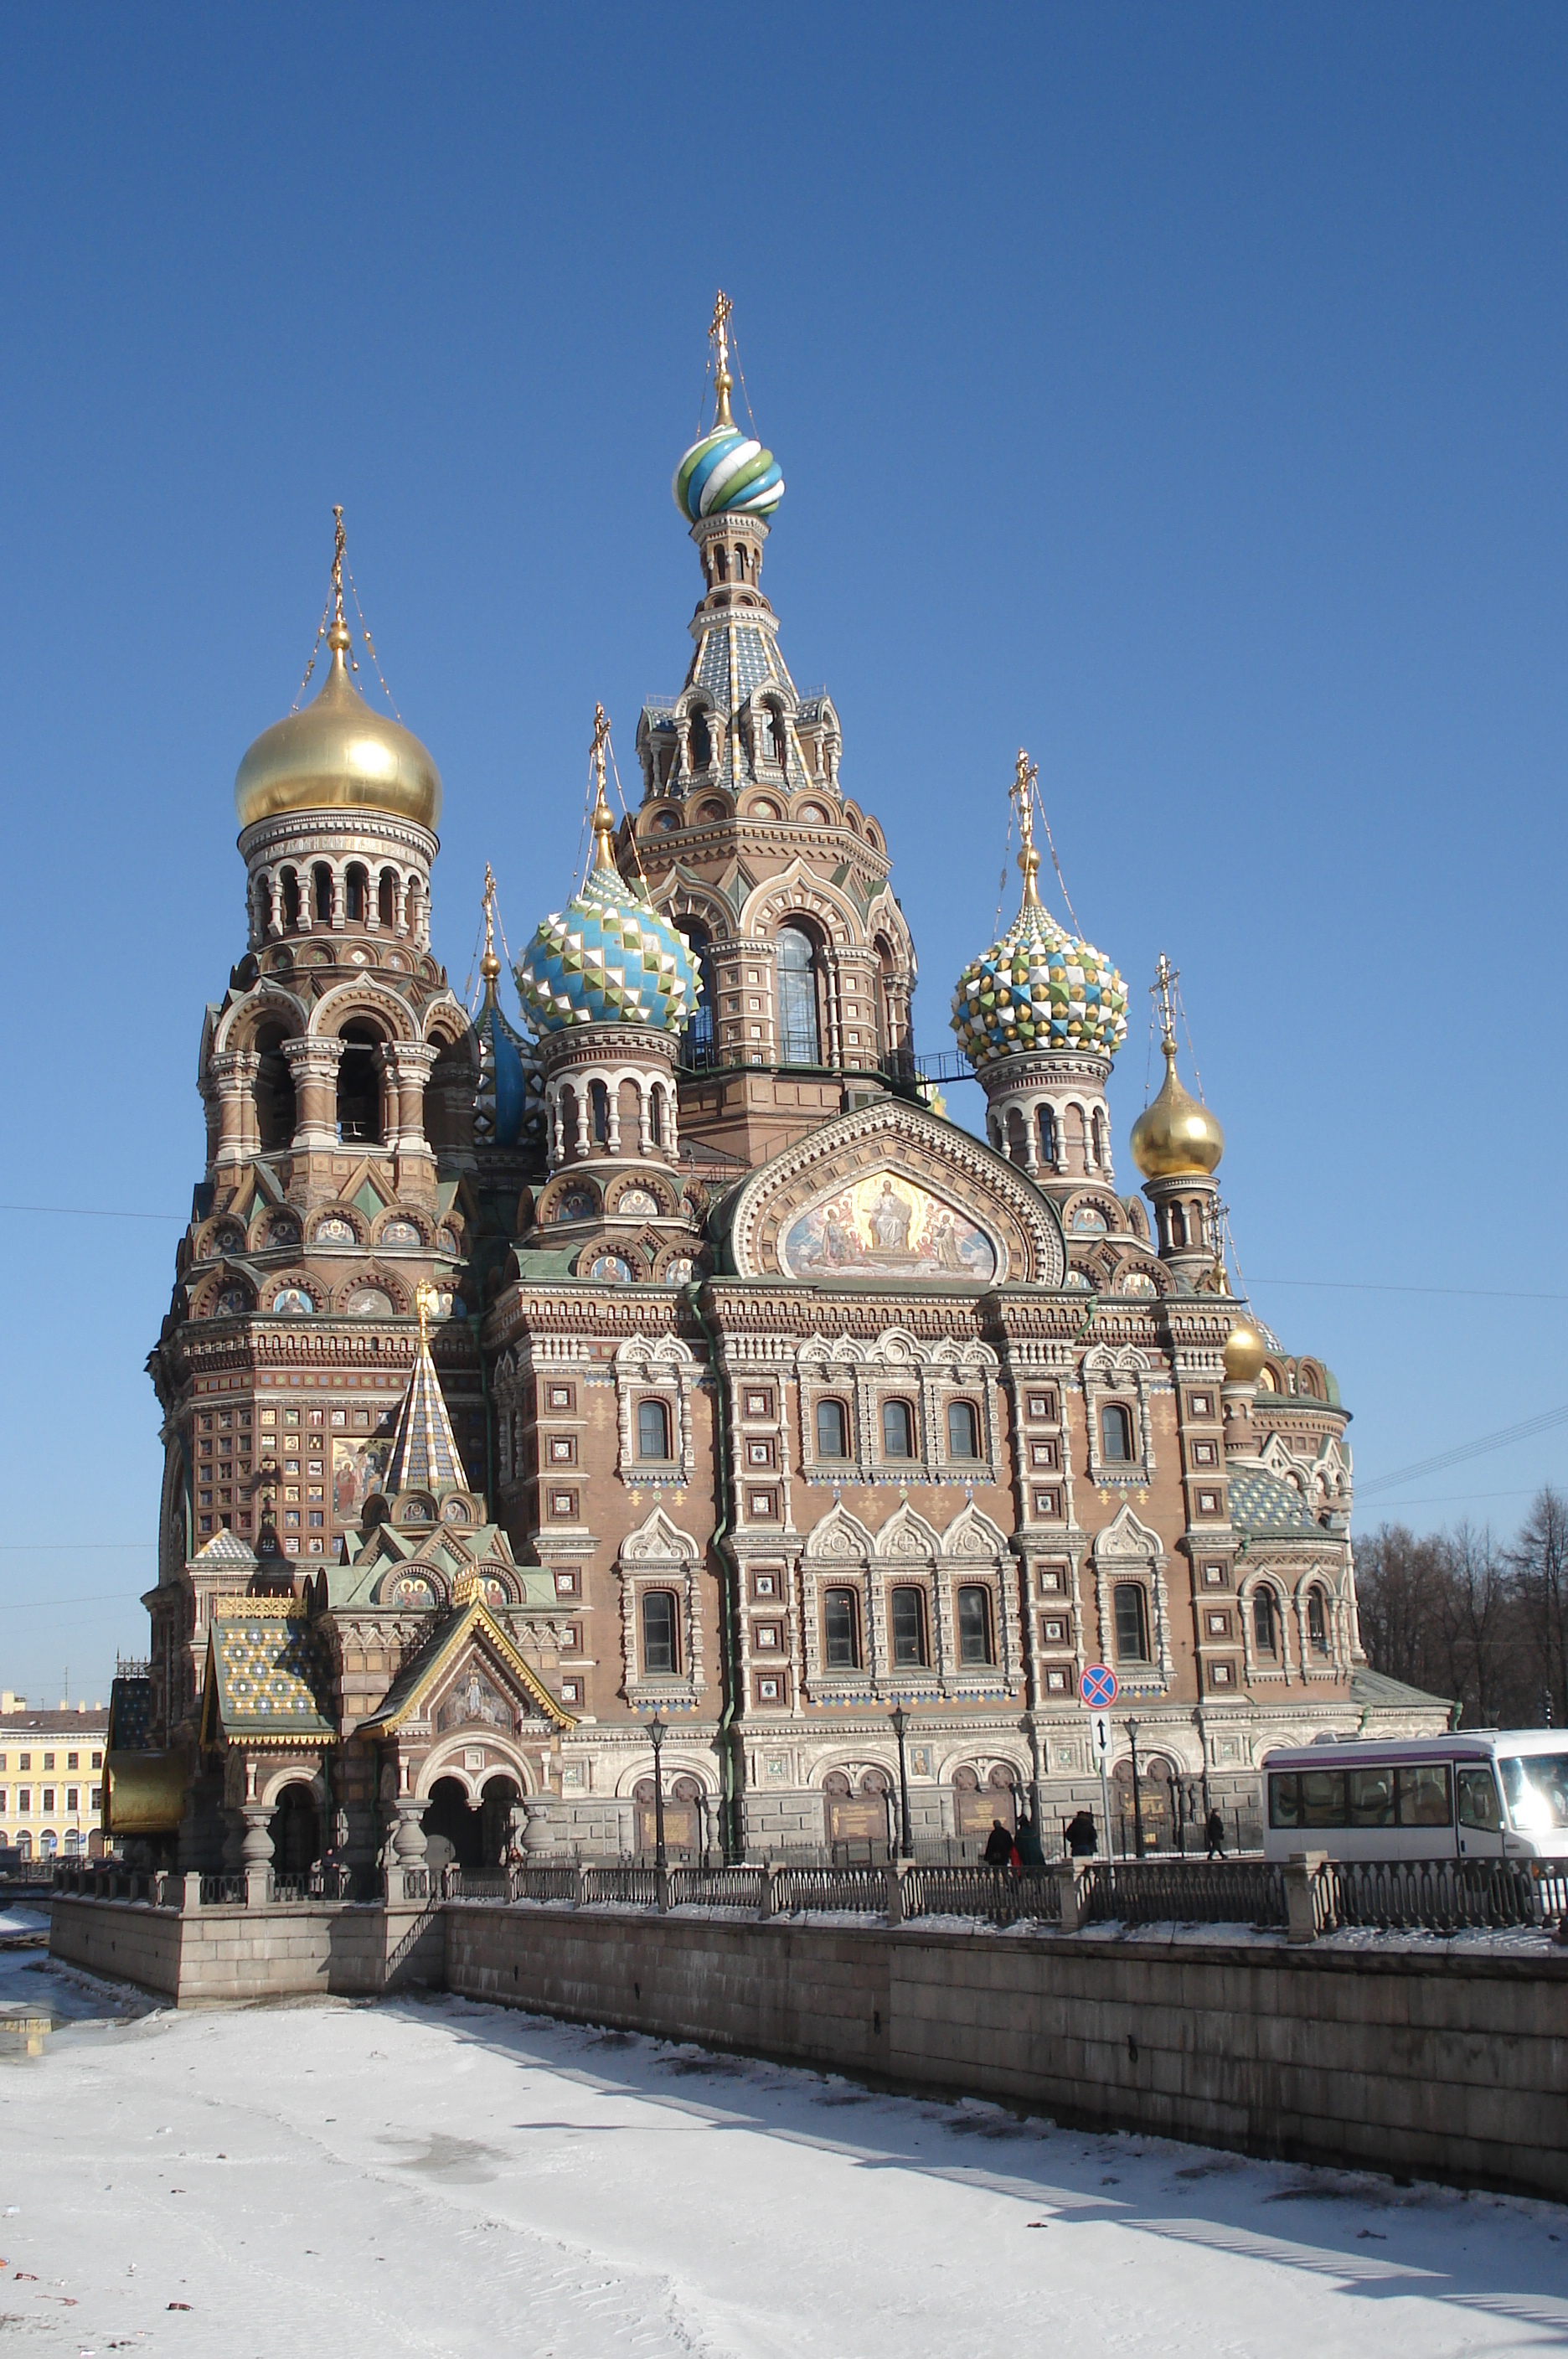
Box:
415;1280;438;1345
1012;748;1040;907
709;290;735;430
1153;950;1179;1047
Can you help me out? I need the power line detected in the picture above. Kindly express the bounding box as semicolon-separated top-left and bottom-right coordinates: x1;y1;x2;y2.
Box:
1257;1275;1568;1305
0;1203;181;1224
1359;1403;1568;1497
0;1594;140;1613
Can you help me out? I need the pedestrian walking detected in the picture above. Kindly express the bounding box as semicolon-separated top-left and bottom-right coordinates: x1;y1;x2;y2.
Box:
1065;1807;1098;1859
1015;1809;1045;1868
1204;1807;1225;1860
982;1818;1014;1866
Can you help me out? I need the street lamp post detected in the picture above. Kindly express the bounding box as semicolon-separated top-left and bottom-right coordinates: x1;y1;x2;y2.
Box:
647;1714;668;1874
889;1705;914;1861
1127;1716;1145;1860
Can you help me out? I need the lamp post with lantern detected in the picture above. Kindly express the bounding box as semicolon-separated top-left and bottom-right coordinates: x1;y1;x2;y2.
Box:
888;1705;914;1861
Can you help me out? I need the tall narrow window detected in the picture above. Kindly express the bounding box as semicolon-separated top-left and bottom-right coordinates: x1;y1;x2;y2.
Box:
1308;1586;1328;1654
777;926;822;1065
313;863;333;923
957;1585;993;1665
1038;1105;1058;1166
881;1399;914;1459
815;1398;848;1459
590;1081;609;1144
690;715;712;772
1252;1587;1277;1654
946;1401;979;1460
823;1587;859;1670
678;922;715;1065
637;1399;671;1461
344;865;365;923
1114;1582;1150;1663
335;1024;383;1145
649;1087;665;1148
641;1590;678;1675
280;868;301;931
890;1587;927;1667
378;869;396;926
1100;1403;1133;1463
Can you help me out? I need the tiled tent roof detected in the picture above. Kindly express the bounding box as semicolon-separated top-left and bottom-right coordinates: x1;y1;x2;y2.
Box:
1227;1466;1328;1541
206;1608;336;1743
384;1340;464;1496
106;1675;152;1752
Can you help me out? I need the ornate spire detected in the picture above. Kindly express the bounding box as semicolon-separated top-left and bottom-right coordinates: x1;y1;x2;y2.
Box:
384;1283;466;1498
589;701;616;874
328;504;350;654
480;862;501;1000
710;289;735;431
1129;952;1225;1180
1153;948;1179;1051
1012;748;1041;910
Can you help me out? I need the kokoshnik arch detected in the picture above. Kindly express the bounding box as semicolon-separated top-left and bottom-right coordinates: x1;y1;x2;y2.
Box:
118;299;1447;1880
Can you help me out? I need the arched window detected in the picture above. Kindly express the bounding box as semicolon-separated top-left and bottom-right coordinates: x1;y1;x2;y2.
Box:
1252;1587;1278;1654
881;1399;915;1459
649;1086;665;1148
641;1590;678;1676
823;1587;860;1669
252;1022;297;1153
946;1401;979;1460
378;868;396;927
637;1399;672;1462
890;1586;927;1667
777;926;822;1065
312;863;333;924
405;879;419;934
677;921;715;1065
690;715;712;772
957;1585;993;1665
874;936;900;1066
1100;1403;1134;1463
1092;1108;1107;1168
1168;1204;1187;1249
590;1081;609;1144
280;868;301;931
344;865;366;924
816;1398;848;1459
1114;1582;1150;1663
1307;1586;1328;1654
1039;1105;1058;1166
335;1023;384;1145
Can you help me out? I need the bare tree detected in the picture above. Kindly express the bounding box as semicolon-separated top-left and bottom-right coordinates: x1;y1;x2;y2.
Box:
1354;1525;1453;1699
1508;1486;1568;1727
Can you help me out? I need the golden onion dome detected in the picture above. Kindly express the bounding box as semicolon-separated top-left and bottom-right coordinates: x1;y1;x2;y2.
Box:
235;622;442;834
1223;1318;1268;1385
1129;1040;1225;1179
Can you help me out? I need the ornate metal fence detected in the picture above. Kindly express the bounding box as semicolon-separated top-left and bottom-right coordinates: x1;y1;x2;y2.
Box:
1077;1858;1289;1929
1313;1858;1545;1935
769;1865;887;1915
666;1866;765;1911
582;1865;662;1907
903;1865;1064;1926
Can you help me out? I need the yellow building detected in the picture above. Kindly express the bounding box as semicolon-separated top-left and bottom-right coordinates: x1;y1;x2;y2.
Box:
0;1698;107;1861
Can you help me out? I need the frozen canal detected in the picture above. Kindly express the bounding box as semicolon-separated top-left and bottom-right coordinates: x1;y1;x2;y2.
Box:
1;1930;1563;2358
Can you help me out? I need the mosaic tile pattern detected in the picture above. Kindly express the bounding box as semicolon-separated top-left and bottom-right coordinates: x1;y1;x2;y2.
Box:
516;865;699;1035
1227;1468;1325;1539
211;1614;335;1737
384;1341;464;1496
951;902;1128;1067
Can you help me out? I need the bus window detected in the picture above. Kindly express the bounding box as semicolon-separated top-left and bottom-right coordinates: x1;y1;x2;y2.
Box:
1299;1769;1348;1828
1498;1753;1568;1833
1348;1767;1395;1828
1268;1773;1300;1829
1457;1768;1502;1833
1395;1763;1452;1828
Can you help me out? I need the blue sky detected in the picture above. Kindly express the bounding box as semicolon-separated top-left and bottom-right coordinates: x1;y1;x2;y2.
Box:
1;7;1564;1701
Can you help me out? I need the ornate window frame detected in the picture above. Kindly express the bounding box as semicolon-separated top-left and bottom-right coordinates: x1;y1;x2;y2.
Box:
1082;1345;1158;1489
614;1334;698;1487
1091;1502;1171;1692
616;1505;706;1707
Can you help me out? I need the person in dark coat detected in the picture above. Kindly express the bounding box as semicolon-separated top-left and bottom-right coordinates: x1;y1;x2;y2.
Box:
982;1819;1014;1866
1015;1809;1046;1869
1204;1808;1225;1860
1065;1808;1098;1858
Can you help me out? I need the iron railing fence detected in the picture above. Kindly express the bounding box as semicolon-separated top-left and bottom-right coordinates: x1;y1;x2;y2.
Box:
582;1865;663;1908
770;1865;887;1915
508;1866;580;1905
666;1866;765;1911
199;1874;246;1907
1077;1858;1289;1929
1313;1857;1557;1936
903;1864;1064;1926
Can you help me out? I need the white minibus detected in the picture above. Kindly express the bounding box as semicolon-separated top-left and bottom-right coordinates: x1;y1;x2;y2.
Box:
1260;1731;1568;1863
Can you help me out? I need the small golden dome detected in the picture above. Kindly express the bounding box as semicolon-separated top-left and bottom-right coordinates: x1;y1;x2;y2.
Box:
1224;1319;1267;1385
1129;1040;1225;1179
235;624;442;834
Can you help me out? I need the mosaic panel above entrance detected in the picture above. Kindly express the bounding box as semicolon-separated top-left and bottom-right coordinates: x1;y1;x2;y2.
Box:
780;1173;998;1283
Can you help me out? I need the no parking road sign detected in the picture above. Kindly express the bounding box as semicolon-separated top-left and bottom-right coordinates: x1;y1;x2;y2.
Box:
1079;1664;1118;1709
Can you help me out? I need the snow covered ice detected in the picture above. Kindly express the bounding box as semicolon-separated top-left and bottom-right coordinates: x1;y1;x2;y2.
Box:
1;1936;1563;2358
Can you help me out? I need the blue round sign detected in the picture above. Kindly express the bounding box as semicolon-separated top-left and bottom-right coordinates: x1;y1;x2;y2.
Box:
1080;1663;1118;1709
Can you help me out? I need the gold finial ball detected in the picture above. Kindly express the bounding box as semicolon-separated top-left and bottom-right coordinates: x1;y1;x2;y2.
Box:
1223;1319;1267;1385
1129;1045;1225;1179
235;637;442;833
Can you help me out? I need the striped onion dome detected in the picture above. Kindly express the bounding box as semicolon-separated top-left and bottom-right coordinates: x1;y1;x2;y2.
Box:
951;901;1128;1070
515;861;699;1035
673;425;784;524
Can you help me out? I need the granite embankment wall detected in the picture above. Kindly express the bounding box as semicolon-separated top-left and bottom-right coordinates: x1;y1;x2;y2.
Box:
444;1904;1568;2202
49;1894;444;2003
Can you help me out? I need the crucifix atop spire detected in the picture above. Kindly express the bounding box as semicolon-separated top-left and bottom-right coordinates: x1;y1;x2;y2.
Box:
480;862;500;995
1153;950;1179;1050
1012;747;1040;909
589;701;616;872
710;289;735;431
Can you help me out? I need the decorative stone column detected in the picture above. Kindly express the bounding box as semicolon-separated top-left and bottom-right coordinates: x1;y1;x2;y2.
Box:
391;1794;428;1866
522;1794;555;1855
208;1050;258;1169
240;1800;274;1905
283;1038;345;1151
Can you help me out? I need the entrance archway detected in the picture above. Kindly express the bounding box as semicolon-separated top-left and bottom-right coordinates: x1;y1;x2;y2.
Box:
421;1776;483;1872
273;1783;320;1875
479;1774;522;1869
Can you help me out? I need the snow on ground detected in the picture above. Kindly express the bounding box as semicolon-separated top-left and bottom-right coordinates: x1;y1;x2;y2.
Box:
0;1945;1563;2359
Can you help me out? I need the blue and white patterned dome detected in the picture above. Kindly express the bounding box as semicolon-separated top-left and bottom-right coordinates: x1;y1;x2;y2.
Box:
516;861;699;1035
673;426;784;524
951;901;1127;1070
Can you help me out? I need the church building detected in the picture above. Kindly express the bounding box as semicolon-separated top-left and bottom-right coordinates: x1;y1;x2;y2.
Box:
126;301;1445;1882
